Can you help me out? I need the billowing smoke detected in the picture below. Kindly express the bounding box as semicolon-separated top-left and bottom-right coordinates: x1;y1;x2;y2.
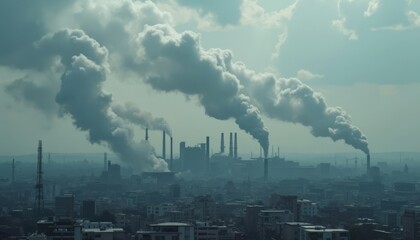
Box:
233;69;370;154
27;28;168;171
131;24;368;154
134;24;269;155
112;103;172;136
5;75;59;116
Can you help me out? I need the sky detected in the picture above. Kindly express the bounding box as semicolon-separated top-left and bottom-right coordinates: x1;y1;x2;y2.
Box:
0;0;419;169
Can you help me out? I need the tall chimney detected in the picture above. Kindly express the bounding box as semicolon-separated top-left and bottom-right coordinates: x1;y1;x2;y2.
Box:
170;137;173;171
264;158;268;181
206;136;210;172
104;152;107;171
145;128;149;141
162;131;166;160
36;140;44;217
367;154;370;175
264;147;268;181
234;133;238;160
220;133;225;154
12;158;15;183
229;132;233;158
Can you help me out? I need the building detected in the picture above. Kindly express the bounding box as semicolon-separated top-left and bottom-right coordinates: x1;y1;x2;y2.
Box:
137;222;194;240
270;195;298;220
147;203;177;218
300;226;348;240
195;221;237;240
82;200;95;220
245;205;265;239
55;194;75;218
258;209;294;240
297;199;318;222
401;207;420;240
279;222;312;240
180;142;206;173
36;218;83;240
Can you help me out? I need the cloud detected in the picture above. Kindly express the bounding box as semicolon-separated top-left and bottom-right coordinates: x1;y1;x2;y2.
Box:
364;0;380;17
332;17;358;40
296;69;324;80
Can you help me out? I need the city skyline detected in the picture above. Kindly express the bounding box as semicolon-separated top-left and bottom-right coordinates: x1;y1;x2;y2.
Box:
1;0;419;161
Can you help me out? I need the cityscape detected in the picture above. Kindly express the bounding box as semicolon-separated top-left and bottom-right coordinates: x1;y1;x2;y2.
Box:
1;0;420;240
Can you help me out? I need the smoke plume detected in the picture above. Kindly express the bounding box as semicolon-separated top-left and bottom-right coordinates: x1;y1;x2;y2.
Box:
231;67;370;154
134;24;269;155
112;103;172;136
37;29;169;171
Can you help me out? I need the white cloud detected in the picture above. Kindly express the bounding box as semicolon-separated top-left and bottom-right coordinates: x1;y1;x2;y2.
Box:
241;0;298;28
271;31;288;59
332;17;358;40
297;69;324;80
364;0;380;17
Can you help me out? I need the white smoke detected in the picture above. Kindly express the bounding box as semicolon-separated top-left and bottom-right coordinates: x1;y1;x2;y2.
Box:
112;103;172;136
133;24;270;155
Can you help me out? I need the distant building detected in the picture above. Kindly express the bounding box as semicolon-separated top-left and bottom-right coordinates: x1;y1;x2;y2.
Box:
300;225;348;240
82;200;95;220
297;199;318;221
137;222;194;240
402;207;420;240
270;194;298;220
258;209;294;240
180;142;206;173
195;221;237;240
147;203;177;218
245;205;265;239
55;194;75;218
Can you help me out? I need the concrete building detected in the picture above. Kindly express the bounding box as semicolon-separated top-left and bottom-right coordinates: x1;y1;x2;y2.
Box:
258;209;294;240
195;221;236;240
279;222;312;240
81;200;95;220
402;207;420;240
300;226;348;240
137;222;194;240
147;203;177;218
297;199;318;221
55;194;75;218
270;195;298;220
245;205;265;239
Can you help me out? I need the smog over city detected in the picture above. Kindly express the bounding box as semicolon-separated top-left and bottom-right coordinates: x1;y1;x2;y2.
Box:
0;1;419;239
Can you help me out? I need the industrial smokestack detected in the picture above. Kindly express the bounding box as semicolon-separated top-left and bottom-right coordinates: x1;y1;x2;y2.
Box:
162;131;166;160
104;152;107;171
229;132;233;158
264;148;268;181
367;154;370;175
12;158;15;184
220;133;225;154
264;158;268;181
234;133;238;160
145;128;149;141
170;137;173;171
36;140;44;217
206;136;210;172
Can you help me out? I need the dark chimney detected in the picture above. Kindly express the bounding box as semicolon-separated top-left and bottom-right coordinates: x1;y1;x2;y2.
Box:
234;133;238;159
220;133;225;154
206;136;210;172
170;137;173;171
104;152;107;171
229;132;233;158
264;158;268;181
162;131;166;160
367;154;370;175
145;128;149;141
